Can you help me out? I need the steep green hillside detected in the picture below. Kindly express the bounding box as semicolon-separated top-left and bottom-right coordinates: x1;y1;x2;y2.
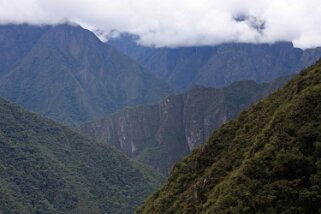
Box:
0;24;172;125
79;76;291;175
137;60;321;213
109;35;321;91
0;97;161;214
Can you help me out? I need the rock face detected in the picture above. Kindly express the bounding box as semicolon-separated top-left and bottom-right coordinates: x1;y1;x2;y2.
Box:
137;59;321;213
0;96;162;214
109;35;321;91
79;76;291;175
0;24;172;125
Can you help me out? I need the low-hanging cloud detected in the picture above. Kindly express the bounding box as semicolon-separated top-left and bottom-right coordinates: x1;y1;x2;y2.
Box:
0;0;321;49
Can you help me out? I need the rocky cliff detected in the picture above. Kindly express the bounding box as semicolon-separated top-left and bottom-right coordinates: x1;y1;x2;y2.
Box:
80;76;291;175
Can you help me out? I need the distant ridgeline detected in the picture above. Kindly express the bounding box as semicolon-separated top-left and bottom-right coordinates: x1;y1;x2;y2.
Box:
0;97;162;213
0;24;172;125
1;24;321;128
109;34;321;91
79;75;292;175
137;59;321;213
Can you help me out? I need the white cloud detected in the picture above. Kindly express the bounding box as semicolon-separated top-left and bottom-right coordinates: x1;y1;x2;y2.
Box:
0;0;321;49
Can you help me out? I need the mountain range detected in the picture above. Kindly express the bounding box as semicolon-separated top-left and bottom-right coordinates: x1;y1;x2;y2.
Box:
0;96;162;214
109;35;321;91
0;23;320;213
79;75;292;175
1;24;320;128
137;59;321;213
0;24;172;125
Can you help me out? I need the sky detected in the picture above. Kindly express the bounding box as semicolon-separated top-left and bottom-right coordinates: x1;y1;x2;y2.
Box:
0;0;321;49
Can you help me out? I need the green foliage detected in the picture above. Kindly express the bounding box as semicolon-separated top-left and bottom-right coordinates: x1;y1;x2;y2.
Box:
137;59;321;213
0;97;162;213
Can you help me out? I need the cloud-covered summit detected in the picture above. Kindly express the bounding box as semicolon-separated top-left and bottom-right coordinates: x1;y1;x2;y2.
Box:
1;0;321;49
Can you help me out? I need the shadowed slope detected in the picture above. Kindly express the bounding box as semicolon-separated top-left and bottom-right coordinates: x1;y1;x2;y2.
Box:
0;97;161;214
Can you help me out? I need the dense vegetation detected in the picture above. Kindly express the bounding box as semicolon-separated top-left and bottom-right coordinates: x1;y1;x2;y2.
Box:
109;35;321;91
80;76;291;175
0;97;162;214
0;24;172;125
137;59;321;213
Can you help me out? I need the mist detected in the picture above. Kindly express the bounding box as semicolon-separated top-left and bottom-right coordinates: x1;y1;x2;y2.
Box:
1;0;321;49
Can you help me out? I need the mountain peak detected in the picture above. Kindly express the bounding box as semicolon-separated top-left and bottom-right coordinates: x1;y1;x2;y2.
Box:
36;24;101;59
0;24;172;124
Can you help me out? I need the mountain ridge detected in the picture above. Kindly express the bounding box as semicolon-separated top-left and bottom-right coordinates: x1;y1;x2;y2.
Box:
109;35;321;91
0;24;173;125
79;75;292;175
137;59;321;213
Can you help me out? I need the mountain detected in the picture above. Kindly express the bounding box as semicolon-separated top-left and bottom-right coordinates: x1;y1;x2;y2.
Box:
79;75;292;175
0;24;49;78
0;24;172;125
109;35;321;91
0;96;162;214
137;59;321;213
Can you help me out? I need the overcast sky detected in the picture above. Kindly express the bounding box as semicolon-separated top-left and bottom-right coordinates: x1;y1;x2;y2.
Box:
0;0;321;49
